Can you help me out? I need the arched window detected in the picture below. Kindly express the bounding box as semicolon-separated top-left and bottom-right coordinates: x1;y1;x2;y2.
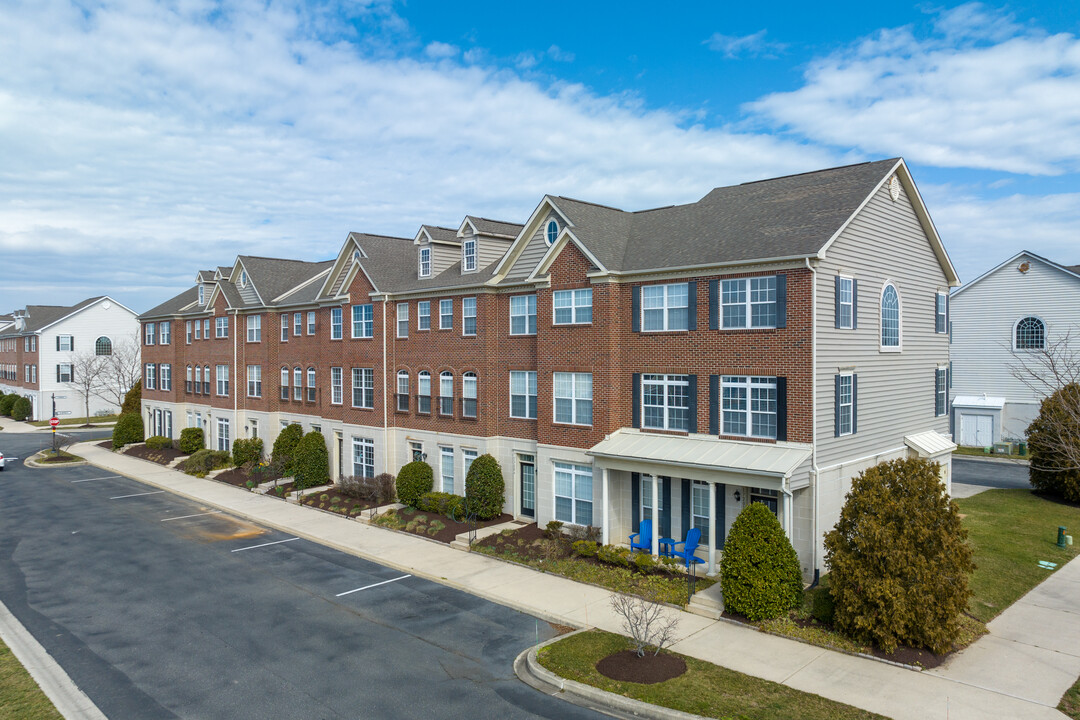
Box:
880;283;900;349
396;370;409;412
545;219;559;246
462;372;477;418
1015;316;1046;350
439;371;454;416
95;336;112;356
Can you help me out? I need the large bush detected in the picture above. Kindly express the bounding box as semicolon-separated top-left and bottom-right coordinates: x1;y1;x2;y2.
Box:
179;427;205;454
395;461;433;507
232;437;264;467
121;380;142;414
338;473;396;504
720;502;803;621
465;454;505;520
0;393;14;416
145;435;173;450
1027;383;1080;503
112;412;143;448
824;457;975;654
416;491;466;520
271;423;304;475
292;431;329;490
181;449;232;477
10;396;32;421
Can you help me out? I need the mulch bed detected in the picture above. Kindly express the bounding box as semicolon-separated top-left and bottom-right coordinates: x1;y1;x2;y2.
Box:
264;481;298;498
300;490;378;518
97;440;114;450
124;444;185;466
596;650;687;684
381;507;514;544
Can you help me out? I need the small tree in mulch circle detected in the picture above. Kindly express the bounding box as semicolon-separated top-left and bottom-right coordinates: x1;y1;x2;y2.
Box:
609;593;681;658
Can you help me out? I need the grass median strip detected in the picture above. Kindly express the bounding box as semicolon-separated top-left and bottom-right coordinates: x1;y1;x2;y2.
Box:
537;629;887;720
0;637;63;720
1060;675;1080;720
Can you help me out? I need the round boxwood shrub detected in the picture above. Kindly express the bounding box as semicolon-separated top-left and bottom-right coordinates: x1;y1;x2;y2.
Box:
1027;383;1080;503
121;380;142;414
292;431;329;490
112;412;144;448
721;502;803;621
465;454;504;520
824;457;974;654
10;396;32;421
232;437;264;467
271;423;304;475
145;435;173;450
395;461;433;507
181;449;232;477
179;427;205;455
0;393;13;416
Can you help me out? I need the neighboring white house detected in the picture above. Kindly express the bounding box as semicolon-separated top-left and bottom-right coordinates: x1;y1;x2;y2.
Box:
950;251;1080;445
0;297;140;420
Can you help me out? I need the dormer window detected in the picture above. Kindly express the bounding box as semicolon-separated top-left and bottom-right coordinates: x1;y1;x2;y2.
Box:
239;270;248;288
546;220;559;246
198;285;205;306
463;238;477;272
419;247;431;277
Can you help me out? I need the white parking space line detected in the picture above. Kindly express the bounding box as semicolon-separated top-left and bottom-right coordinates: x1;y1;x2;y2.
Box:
336;575;411;597
231;537;299;553
161;511;222;522
109;491;166;500
71;475;122;483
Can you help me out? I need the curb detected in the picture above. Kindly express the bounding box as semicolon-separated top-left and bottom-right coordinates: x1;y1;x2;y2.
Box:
23;450;90;469
953;454;1030;467
515;632;709;720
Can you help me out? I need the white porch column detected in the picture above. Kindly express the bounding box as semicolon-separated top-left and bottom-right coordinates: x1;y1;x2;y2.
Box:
651;477;660;556
601;467;609;546
708;482;717;575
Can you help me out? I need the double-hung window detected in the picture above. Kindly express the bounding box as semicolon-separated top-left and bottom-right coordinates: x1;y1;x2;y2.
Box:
216;418;230;452
463;238;477;272
396;370;409;411
331;307;343;340
642;374;690;431
439;299;452;329
217;365;229;396
159;322;171;345
554;462;593;526
203;365;210;394
186;366;193;393
186;321;192;343
554;372;592;425
144;363;156;389
722;277;776;328
294;312;302;337
307;311;316;335
440;446;454;494
215;316;228;338
417;301;430;331
722;376;777;439
462;372;477;418
160;364;171;391
935;292;948;334
836;277;854;329
331;367;343;405
510;371;538;419
419;247;431;277
280;367;289;400
144;323;155;345
352;368;373;409
439;371;454;416
247;365;262;397
202;318;209;339
462;297;477;336
352;304;373;338
553;289;592;325
836;373;855;436
510;295;537;335
306;368;316;402
293;367;302;400
194;366;202;394
58;334;74;351
246;315;261;342
352;438;375;478
417;371;431;413
642;283;688;331
281;314;289;341
935;368;948;416
194;319;201;340
397;303;409;338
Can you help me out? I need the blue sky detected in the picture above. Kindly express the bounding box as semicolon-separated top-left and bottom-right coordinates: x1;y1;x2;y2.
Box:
1;0;1078;312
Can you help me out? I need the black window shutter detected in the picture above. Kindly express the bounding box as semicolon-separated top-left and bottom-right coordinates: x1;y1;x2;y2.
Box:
688;374;698;433
70;365;74;383
661;477;672;538
776;376;788;441
681;479;691;538
834;374;841;438
56;365;60;382
631;473;640;533
632;373;641;428
69;337;73;352
775;274;787;328
687;281;697;331
834;275;841;329
852;279;859;329
56;336;60;351
631;286;641;333
716;485;726;549
709;374;719;435
708;280;718;330
852;374;858;434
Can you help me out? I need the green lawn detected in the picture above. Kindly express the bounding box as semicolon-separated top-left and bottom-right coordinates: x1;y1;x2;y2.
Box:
953;445;1026;460
1060;676;1080;719
28;414;118;427
538;629;887;720
955;489;1080;623
0;638;62;720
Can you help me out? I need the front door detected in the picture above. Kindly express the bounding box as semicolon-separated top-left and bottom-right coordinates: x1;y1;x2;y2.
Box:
519;455;535;518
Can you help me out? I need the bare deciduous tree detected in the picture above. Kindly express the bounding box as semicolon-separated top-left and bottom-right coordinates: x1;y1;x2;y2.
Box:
68;353;109;423
1009;329;1080;472
97;332;142;411
609;593;680;658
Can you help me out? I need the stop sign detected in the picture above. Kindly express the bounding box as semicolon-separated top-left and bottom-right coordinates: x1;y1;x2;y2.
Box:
49;417;60;428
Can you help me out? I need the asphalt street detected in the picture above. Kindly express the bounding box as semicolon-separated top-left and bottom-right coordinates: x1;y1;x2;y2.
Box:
0;430;602;720
952;456;1032;489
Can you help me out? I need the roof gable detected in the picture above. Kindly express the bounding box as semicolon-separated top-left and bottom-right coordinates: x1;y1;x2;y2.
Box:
952;250;1080;298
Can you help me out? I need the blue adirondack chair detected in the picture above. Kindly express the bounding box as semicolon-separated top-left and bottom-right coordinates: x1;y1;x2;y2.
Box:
670;528;704;570
628;519;652;553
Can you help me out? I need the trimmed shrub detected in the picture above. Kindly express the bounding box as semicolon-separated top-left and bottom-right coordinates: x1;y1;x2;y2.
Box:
1027;383;1080;502
10;396;31;421
145;435;173;450
395;461;434;507
232;437;264;467
464;454;505;520
0;393;14;416
632;552;657;573
597;544;632;568
416;491;466;520
338;473;396;504
544;520;564;539
572;540;598;558
271;423;303;475
292;431;329;490
179;427;205;454
824;457;975;654
181;449;232;477
121;380;142;414
112;412;143;448
721;502;803;621
811;586;836;625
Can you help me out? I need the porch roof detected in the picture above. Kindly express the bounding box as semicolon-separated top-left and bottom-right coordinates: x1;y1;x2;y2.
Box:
586;429;813;486
904;430;957;458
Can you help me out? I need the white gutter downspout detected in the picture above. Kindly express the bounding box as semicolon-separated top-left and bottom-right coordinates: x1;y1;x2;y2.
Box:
232;310;239;447
805;257;821;580
382;296;390;474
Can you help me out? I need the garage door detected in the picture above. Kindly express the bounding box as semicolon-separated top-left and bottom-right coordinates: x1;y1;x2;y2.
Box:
960;414;993;446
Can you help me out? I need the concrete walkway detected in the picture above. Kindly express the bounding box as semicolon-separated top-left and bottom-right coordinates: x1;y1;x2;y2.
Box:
37;438;1076;719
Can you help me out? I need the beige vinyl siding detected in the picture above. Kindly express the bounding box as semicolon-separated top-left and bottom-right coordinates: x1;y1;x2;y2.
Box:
815;181;951;470
238;282;259;305
506;210;559;280
428;243;459;276
475;237;512;270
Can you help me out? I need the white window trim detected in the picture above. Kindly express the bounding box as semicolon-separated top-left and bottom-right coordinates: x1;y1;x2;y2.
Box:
721;375;778;440
419;247;431;278
352;303;374;339
837;275;854;330
462;238;477;272
553;372;593;426
247;365;262;398
215;317;228;338
553;288;592;325
721;277;776;330
331;367;343;405
641;374;690;431
352;437;375;478
935;366;949;417
397;303;409;338
439;446;454;494
1012;315;1047;352
641;283;689;332
462;297;477;336
837;372;854;437
553;461;593;526
509;294;537;336
330;307;343;340
545;219;559;247
935;291;948;334
246;315;261;343
352;367;374;409
509;370;537;419
439;299;452;329
879;280;903;353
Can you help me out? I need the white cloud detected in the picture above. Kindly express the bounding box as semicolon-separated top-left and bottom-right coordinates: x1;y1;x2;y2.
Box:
704;30;785;59
546;44;574;63
424;41;459;59
749;3;1080;175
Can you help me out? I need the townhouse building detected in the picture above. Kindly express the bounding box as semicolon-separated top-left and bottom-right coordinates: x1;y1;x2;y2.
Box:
0;297;140;420
139;158;956;580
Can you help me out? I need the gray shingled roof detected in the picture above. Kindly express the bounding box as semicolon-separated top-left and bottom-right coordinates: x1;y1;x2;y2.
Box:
238;256;334;305
421;225;460;245
348;233;501;294
140;287;199;319
468;217;523;238
1065;264;1080;275
555;158;899;273
0;297;105;335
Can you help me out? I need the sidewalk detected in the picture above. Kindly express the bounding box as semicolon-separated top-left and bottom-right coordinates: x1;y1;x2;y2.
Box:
72;439;1071;720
